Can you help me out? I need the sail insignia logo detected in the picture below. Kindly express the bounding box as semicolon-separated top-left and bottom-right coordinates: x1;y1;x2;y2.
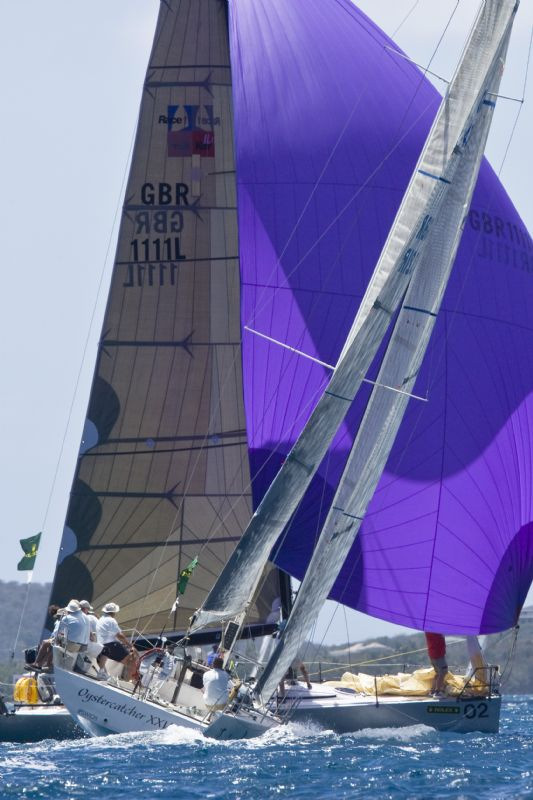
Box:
159;104;220;158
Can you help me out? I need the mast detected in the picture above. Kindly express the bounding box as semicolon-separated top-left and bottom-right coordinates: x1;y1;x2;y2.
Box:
256;0;519;702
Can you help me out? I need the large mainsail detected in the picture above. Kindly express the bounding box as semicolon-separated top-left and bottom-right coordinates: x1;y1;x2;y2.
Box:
256;0;518;701
48;0;279;636
190;0;516;633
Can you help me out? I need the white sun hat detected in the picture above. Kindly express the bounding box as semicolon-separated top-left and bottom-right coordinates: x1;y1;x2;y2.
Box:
66;599;81;613
101;602;120;614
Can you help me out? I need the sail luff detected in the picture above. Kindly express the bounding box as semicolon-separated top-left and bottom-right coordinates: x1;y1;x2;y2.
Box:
190;0;515;633
256;2;517;701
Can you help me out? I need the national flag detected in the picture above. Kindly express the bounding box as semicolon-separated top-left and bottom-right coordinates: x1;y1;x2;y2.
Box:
171;556;199;612
178;556;198;595
17;533;42;571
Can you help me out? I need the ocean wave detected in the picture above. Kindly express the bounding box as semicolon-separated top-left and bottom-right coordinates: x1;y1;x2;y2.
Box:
0;755;58;773
345;723;435;742
0;699;531;800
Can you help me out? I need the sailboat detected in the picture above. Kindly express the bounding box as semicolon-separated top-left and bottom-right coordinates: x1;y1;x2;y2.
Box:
47;0;531;740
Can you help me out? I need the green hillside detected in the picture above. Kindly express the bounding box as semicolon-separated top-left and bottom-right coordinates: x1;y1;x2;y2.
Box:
305;619;533;694
0;580;51;662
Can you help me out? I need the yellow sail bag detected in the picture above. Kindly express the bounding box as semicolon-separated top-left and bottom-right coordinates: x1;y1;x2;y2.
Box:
13;675;39;704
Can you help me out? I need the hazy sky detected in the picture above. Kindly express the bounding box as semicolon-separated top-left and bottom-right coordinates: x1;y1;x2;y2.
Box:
1;1;531;645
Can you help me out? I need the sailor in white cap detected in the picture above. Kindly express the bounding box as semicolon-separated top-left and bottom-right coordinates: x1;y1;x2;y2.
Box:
79;600;98;642
58;599;90;654
96;602;138;681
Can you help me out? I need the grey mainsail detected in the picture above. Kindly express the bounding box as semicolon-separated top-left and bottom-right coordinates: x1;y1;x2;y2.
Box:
256;0;518;701
48;0;279;637
191;0;517;633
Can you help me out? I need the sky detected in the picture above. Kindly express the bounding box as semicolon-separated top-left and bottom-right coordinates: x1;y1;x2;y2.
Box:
1;1;532;645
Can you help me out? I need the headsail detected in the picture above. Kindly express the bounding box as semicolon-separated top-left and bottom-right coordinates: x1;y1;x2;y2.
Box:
190;0;515;633
255;2;532;636
48;0;279;637
256;0;518;701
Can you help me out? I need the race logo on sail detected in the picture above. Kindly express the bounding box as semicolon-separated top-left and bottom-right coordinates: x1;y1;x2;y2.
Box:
160;104;219;158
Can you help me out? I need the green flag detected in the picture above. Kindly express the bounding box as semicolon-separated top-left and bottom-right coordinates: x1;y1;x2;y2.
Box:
178;556;198;595
17;532;42;571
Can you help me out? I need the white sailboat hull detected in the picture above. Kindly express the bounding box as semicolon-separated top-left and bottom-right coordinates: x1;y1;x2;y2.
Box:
53;666;278;741
55;663;500;741
281;684;501;734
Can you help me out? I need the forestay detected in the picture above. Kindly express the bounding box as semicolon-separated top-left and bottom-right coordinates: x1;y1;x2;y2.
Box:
256;0;518;703
190;0;516;633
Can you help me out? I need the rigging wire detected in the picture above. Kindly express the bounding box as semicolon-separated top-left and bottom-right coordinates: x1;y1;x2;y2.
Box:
498;625;520;688
498;25;533;178
391;0;421;38
9;575;33;662
9;124;137;662
303;635;500;682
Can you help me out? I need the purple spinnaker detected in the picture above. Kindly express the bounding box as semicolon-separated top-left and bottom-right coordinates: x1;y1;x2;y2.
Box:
229;0;533;634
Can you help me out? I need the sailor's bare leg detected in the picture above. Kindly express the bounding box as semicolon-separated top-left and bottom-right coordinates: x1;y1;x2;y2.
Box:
299;662;312;689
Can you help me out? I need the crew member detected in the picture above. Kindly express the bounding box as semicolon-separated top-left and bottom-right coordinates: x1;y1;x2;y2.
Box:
33;605;63;669
96;602;137;681
58;599;90;655
206;644;218;667
425;632;448;695
80;600;98;642
465;635;490;686
275;622;312;694
203;656;233;711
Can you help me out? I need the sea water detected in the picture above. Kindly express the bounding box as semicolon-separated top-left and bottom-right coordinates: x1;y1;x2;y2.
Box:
1;696;532;799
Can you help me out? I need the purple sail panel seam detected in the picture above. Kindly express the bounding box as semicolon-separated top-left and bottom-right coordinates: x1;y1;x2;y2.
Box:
421;310;449;628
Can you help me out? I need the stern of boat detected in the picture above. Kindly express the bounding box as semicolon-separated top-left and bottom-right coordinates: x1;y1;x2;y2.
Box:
284;683;502;734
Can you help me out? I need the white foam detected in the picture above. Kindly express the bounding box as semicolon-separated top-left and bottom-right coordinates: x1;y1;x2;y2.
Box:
23;729;164;756
241;719;327;747
157;724;206;745
0;755;58;772
347;724;434;741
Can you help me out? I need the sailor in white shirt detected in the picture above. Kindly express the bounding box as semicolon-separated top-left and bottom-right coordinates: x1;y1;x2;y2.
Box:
203;657;233;710
80;599;103;662
58;600;90;653
95;602;138;681
80;600;98;641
